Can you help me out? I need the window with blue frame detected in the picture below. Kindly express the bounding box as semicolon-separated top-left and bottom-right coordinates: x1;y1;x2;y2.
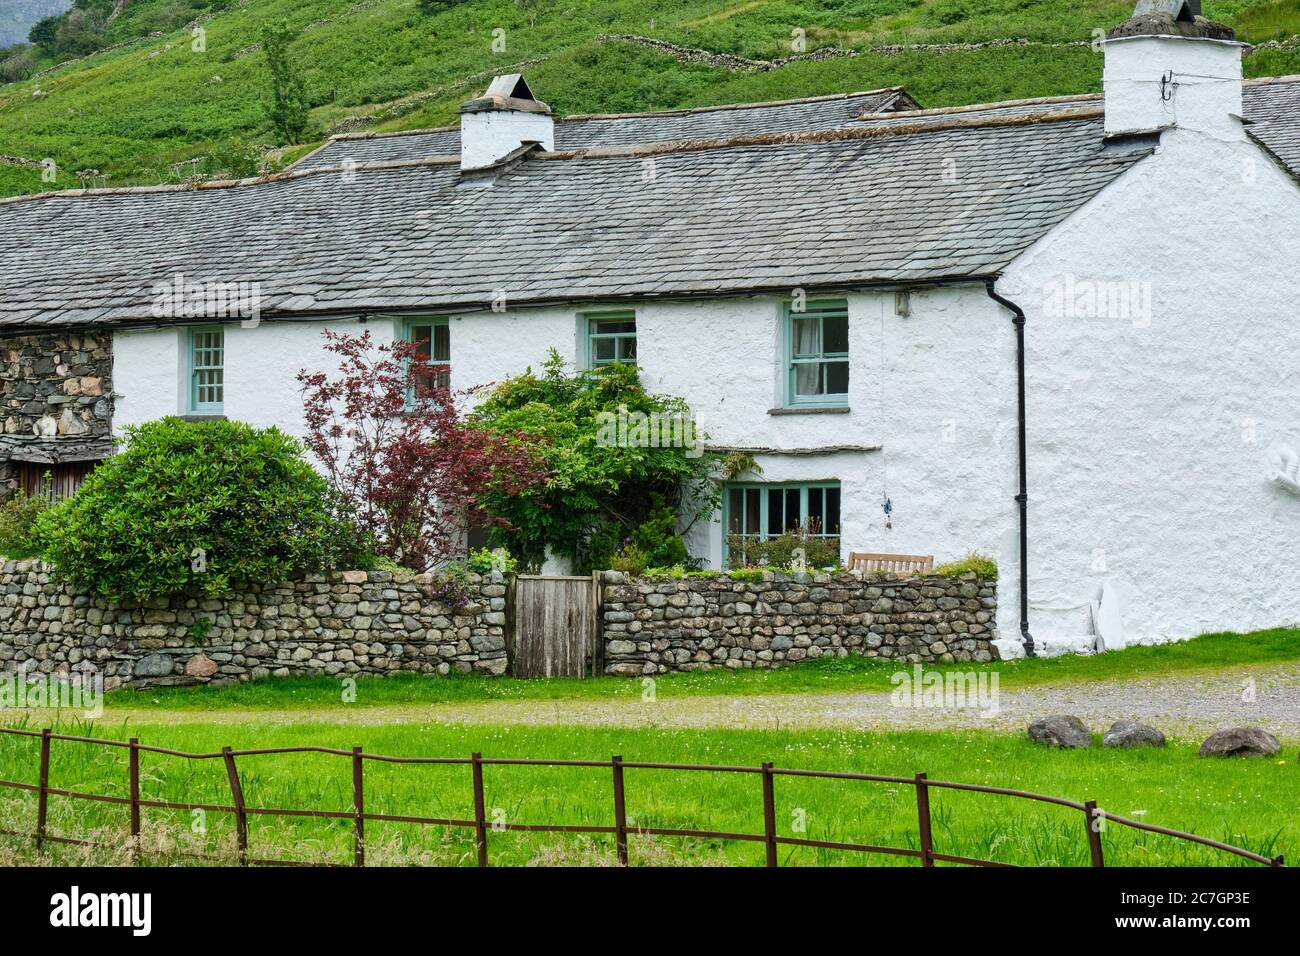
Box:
724;482;841;566
403;317;450;399
584;310;637;367
187;326;224;414
785;299;849;406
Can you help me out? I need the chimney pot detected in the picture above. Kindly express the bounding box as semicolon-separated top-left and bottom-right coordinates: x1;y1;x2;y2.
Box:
1104;2;1243;137
459;74;555;172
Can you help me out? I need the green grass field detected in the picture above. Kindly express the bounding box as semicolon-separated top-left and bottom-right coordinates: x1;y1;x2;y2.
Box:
4;629;1294;866
0;720;1291;867
1;0;1297;198
113;626;1300;712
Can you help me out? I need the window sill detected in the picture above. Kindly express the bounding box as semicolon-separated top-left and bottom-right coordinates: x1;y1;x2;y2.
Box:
767;406;850;416
180;414;226;422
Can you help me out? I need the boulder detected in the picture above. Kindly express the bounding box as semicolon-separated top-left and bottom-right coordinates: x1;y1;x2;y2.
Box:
133;653;173;678
183;653;219;679
1103;720;1165;748
1028;715;1092;748
1198;727;1280;758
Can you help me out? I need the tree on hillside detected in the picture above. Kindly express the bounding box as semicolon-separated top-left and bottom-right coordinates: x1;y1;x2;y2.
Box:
27;16;60;54
0;48;35;84
53;7;109;58
260;19;310;144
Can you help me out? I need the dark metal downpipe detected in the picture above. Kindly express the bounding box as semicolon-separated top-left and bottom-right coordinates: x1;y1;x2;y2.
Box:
985;279;1036;658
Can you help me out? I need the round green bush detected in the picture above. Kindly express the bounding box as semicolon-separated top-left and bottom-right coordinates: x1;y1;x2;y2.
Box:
33;417;368;601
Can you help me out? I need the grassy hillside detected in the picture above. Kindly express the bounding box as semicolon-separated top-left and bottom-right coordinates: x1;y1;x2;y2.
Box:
0;0;1297;197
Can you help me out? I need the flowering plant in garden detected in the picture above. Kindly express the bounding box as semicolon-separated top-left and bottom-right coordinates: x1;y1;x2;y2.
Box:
298;330;550;571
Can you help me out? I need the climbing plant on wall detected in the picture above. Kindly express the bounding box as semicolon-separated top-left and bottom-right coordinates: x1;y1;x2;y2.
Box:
471;351;720;573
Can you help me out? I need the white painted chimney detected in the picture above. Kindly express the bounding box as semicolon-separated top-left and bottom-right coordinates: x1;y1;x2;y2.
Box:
459;74;554;171
1103;1;1245;138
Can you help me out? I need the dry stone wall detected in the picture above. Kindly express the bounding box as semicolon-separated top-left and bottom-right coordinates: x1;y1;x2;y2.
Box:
0;562;508;689
598;570;998;674
0;562;998;689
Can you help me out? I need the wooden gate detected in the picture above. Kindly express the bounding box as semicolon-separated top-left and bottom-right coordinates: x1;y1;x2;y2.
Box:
512;574;600;678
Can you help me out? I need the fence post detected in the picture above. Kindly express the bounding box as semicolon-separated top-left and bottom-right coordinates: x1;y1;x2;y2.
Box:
611;755;629;866
35;728;51;853
1084;800;1105;867
471;752;489;867
352;746;365;868
221;747;249;866
761;762;778;868
915;772;934;867
128;738;141;865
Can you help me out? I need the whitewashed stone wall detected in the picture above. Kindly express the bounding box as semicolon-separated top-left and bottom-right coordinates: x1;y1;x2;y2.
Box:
109;289;1018;585
1000;118;1300;653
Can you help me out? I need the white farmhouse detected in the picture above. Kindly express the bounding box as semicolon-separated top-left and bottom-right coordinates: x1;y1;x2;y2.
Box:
1;3;1298;658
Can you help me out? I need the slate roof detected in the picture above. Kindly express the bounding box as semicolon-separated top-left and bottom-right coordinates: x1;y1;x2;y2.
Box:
293;88;918;170
0;107;1155;330
293;78;1300;175
1244;77;1300;173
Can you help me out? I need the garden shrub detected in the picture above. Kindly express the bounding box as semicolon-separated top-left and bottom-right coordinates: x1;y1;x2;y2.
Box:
609;506;691;574
33;418;370;601
610;543;649;575
472;353;716;573
466;546;517;575
726;524;841;570
933;551;998;579
298;330;548;572
0;488;49;558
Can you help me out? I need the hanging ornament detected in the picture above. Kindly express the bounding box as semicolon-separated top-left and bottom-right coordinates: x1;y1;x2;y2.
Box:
882;496;893;531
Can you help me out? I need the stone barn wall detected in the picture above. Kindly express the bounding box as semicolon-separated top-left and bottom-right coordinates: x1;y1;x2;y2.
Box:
0;331;113;441
0;331;114;499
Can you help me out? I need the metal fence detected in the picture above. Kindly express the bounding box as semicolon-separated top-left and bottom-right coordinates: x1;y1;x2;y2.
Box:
0;726;1284;867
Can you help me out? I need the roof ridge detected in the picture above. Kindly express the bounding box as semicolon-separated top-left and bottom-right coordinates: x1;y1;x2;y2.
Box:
540;106;1107;160
329;124;457;143
1244;74;1300;86
323;77;1297;148
322;87;909;144
857;92;1101;122
558;87;907;121
0;105;1107;208
0;156;461;207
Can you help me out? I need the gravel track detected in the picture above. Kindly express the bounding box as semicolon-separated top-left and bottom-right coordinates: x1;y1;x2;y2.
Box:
28;663;1298;742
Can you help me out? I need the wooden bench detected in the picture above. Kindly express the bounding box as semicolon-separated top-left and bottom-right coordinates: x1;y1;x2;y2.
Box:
846;552;934;578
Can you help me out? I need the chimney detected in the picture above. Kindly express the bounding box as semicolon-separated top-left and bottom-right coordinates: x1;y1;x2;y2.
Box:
1103;1;1245;138
459;74;554;171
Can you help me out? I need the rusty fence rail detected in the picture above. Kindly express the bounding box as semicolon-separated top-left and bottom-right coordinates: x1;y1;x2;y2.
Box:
0;726;1283;868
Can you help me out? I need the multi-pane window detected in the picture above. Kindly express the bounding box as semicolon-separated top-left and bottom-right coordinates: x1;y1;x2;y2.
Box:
725;482;841;565
188;327;224;413
585;311;637;367
786;299;849;406
406;318;451;397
